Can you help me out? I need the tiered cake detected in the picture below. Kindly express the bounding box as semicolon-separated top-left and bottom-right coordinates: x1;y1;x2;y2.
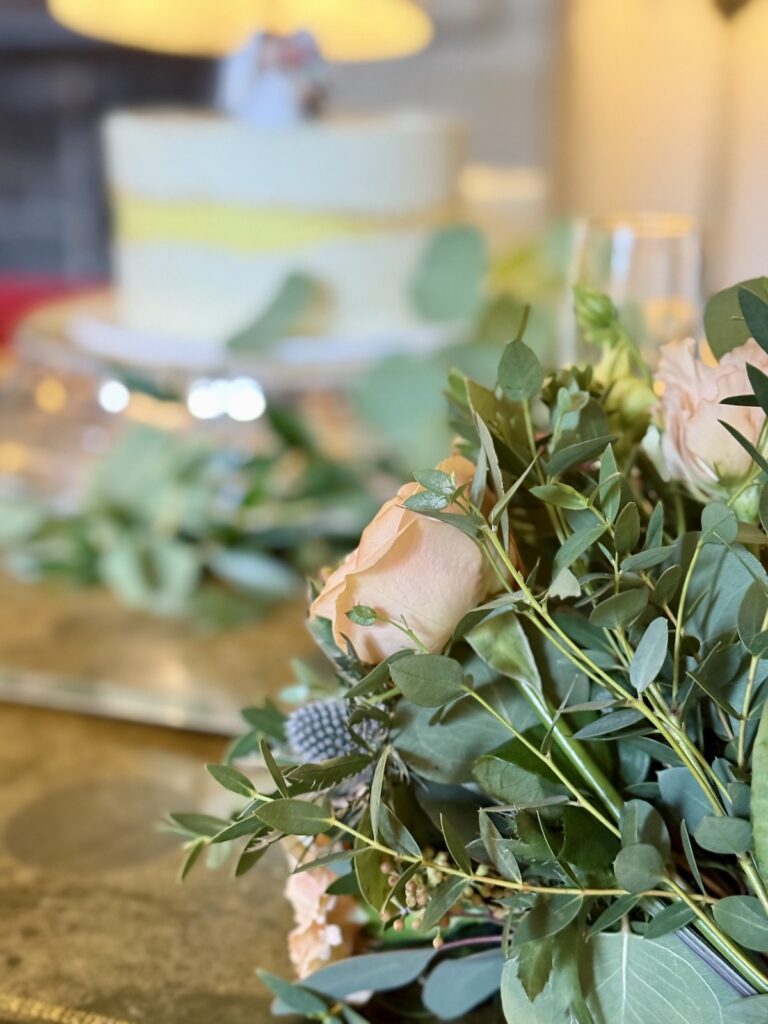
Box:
103;110;465;353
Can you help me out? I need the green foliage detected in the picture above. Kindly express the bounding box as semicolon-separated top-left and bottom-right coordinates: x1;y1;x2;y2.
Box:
177;280;768;1023
409;225;488;322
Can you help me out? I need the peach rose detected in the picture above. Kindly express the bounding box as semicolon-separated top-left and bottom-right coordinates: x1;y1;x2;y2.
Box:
310;455;498;664
655;337;768;500
284;846;365;979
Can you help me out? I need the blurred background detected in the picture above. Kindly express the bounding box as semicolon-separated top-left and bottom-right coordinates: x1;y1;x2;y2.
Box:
2;2;768;1019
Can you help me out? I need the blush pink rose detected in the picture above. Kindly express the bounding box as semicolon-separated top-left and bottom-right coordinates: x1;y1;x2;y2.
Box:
283;846;365;979
310;455;500;664
655;337;768;499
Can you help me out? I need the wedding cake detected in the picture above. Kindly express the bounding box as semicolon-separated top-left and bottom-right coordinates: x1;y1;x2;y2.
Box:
101;110;466;359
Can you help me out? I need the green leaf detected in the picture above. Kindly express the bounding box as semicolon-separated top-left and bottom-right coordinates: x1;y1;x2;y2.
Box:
572;708;644;740
530;483;589;510
479;810;522;883
713;895;768;951
753;699;768;876
235;842;269;877
413;468;456;497
403;490;451;513
590;589;648;629
240;700;287;743
227;273;321;352
599;445;621;523
441;812;472;875
501;958;570;1023
588;894;639;937
658;768;712;831
704;278;764;358
378;804;421;858
302;948;436;999
288;753;372;791
346;604;378;626
718;418;768;477
168;812;229;838
613;843;665;893
554;523;607;574
370;746;389;841
586;932;739;1023
725;996;768;1023
550;567;582;600
630;618;668;693
257;970;328;1015
738;580;768;658
643;901;696;940
178;838;206;881
620;800;670;857
498;339;544;402
410;225;487;321
623;546;676;572
680;819;706;894
515;937;554;1002
513;893;583;946
614;502;641;556
702;502;739;545
740;285;768;354
209;813;267;844
390;653;465;707
255;798;331;836
473;753;564;807
545;435;616;478
467;611;541;690
393;680;540;784
423;948;505;1019
421;876;467;931
205;763;256;799
747;362;768;416
560;806;620;871
694;815;753;855
259;740;289;798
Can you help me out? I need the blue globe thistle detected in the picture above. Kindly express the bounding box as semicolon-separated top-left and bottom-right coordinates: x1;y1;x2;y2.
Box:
286;699;386;763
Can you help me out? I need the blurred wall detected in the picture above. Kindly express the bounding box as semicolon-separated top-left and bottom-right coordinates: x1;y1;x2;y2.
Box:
0;0;556;277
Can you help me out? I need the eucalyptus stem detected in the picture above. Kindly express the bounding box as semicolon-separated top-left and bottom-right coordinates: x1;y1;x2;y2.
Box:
465;686;621;836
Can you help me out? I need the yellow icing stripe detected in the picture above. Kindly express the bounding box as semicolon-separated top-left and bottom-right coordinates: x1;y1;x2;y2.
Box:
112;198;437;251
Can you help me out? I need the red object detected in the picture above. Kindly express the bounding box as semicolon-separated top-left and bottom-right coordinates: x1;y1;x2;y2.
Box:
0;276;103;347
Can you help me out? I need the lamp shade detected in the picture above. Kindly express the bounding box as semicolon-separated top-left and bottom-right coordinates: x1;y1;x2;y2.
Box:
48;0;433;61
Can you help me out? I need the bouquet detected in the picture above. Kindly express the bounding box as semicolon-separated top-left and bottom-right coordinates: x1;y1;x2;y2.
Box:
174;278;768;1022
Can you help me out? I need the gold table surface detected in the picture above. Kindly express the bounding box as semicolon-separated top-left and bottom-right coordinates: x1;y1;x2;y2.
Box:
0;704;295;1024
0;575;315;1023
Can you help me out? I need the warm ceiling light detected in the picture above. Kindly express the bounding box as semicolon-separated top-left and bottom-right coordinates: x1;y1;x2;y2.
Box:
48;0;433;61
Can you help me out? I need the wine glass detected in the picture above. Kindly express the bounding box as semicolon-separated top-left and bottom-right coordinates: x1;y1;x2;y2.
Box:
565;212;703;367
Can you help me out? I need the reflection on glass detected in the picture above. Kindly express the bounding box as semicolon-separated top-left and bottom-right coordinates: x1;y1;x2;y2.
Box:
570;213;703;366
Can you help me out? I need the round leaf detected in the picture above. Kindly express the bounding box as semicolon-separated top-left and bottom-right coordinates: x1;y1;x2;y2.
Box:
613;843;665;893
390;653;465;707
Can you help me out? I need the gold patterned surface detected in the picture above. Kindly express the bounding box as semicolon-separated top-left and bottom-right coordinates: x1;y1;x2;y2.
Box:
0;574;316;732
0;704;295;1023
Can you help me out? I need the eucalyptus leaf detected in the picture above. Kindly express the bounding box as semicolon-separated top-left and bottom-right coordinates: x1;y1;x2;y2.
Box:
712;895;768;951
630;618;669;693
590;589;648;629
545;436;616;478
422;948;505;1019
390;653;466;707
587;932;738;1024
694;815;753;856
643;901;696;940
739;285;768;354
302;947;436;998
440;812;472;875
422;876;468;931
206;763;256;798
255;798;331;836
498;339;544;402
613;843;665;893
513;894;583;946
752;699;768;876
410;225;487;321
702;502;740;546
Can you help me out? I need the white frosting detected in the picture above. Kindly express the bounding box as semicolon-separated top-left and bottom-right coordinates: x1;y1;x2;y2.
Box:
104;110;464;214
102;109;466;355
